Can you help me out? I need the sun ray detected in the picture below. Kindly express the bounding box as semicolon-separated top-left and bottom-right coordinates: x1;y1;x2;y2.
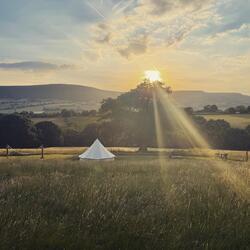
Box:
155;85;210;149
152;91;168;169
153;92;165;149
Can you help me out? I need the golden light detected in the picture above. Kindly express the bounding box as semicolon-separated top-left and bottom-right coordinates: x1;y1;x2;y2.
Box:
144;70;162;82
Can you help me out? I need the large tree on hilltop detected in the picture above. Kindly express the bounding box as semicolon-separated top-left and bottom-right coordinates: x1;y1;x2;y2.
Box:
101;79;172;114
100;79;172;150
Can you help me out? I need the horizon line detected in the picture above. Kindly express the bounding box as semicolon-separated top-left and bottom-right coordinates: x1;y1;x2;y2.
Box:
0;83;249;96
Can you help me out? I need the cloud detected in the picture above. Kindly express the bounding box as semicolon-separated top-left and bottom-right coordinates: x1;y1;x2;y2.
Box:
209;23;250;43
112;0;137;15
148;0;213;15
0;0;250;94
87;0;214;60
0;1;107;65
149;0;173;15
184;0;250;57
215;0;250;34
178;0;213;8
83;50;100;62
0;61;73;72
118;35;148;58
94;23;112;44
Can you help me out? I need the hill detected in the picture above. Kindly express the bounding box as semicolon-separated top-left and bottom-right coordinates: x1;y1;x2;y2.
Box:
172;91;250;109
1;84;250;110
0;84;120;102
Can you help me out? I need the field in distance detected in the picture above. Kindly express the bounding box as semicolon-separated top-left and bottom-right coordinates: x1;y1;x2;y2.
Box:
30;114;250;133
200;114;250;129
0;155;249;249
31;115;100;131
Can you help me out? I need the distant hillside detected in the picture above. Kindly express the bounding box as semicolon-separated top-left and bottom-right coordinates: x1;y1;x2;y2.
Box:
0;84;250;110
0;84;120;102
172;91;250;109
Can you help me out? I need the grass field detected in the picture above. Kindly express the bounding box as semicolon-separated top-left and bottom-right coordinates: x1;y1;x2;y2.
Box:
31;114;250;132
0;147;248;161
32;116;100;131
201;114;250;129
0;154;249;249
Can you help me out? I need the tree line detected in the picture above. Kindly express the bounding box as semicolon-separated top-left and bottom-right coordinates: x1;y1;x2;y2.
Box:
0;112;250;150
16;109;97;119
193;104;250;114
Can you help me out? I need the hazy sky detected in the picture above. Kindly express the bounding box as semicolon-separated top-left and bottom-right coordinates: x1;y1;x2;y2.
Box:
0;0;250;93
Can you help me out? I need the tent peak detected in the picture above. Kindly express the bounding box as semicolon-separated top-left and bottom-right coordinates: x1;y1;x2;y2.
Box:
79;138;115;160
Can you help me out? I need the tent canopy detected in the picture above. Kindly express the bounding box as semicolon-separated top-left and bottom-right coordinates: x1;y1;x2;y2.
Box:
79;139;115;160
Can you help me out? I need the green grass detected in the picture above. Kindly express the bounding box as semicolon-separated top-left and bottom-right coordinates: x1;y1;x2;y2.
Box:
32;116;100;131
0;156;249;249
201;114;250;129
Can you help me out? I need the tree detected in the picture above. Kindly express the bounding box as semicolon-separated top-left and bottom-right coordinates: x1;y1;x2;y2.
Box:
63;129;81;146
100;79;172;150
204;119;231;148
224;128;250;150
210;105;219;113
80;123;100;146
206;119;231;131
246;125;250;135
225;107;236;114
247;106;250;114
203;105;218;113
36;121;63;147
61;109;76;118
235;105;247;114
193;116;207;127
184;107;194;115
0;114;39;148
100;98;117;113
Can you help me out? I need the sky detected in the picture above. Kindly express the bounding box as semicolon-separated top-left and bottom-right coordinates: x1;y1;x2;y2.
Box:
0;0;250;93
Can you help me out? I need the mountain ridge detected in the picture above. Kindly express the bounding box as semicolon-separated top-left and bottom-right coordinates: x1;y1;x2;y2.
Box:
0;84;250;109
0;84;121;102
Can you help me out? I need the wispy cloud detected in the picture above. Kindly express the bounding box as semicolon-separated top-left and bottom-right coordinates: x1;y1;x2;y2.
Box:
88;0;213;59
86;1;106;19
0;61;73;72
118;35;148;58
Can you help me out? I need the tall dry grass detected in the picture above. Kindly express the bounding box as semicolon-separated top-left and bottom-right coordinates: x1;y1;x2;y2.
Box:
0;157;249;249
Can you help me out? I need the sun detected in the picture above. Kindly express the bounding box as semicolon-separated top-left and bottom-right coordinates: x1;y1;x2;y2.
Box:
144;70;162;82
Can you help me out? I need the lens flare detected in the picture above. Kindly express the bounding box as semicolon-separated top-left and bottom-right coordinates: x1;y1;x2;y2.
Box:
144;70;162;82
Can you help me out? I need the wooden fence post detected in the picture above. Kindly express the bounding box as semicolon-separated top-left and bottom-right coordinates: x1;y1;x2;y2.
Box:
40;145;44;159
6;145;10;158
6;145;11;158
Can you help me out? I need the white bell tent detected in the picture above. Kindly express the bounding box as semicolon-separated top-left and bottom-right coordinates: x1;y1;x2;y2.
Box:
79;139;115;160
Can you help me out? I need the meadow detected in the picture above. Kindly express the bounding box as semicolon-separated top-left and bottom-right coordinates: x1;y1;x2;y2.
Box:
30;113;250;134
32;116;100;131
201;114;250;129
0;153;249;249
